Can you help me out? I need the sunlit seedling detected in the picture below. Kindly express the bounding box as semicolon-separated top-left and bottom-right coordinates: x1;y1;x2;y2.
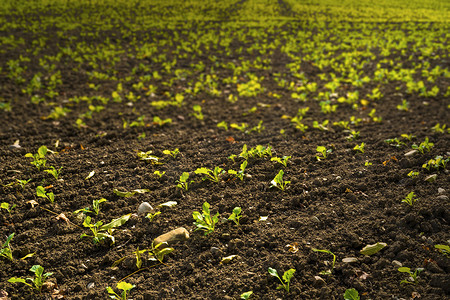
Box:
398;267;423;284
106;281;135;300
36;186;55;203
193;202;219;235
401;191;418;206
8;265;53;293
270;170;290;191
0;233;14;261
312;248;336;275
268;267;295;293
228;207;242;226
176;172;194;191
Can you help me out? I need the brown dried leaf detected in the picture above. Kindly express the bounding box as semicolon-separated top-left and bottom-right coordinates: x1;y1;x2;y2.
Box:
27;200;39;208
56;213;70;225
286;242;299;253
0;289;10;300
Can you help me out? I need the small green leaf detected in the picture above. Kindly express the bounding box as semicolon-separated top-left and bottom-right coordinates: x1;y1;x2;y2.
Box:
344;288;360;300
360;242;387;256
36;186;47;198
282;269;295;282
220;255;238;264
268;267;279;278
85;171;95;180
99;214;131;231
240;291;253;300
8;277;27;284
398;267;411;273
117;281;135;292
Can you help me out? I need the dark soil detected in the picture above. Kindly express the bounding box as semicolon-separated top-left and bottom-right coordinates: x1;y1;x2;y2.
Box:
0;15;449;300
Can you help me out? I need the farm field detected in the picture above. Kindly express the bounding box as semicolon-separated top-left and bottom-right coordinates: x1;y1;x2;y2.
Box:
0;0;449;299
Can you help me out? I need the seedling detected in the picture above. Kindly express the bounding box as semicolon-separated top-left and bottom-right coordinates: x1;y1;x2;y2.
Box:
228;160;248;181
25;145;48;170
353;142;365;153
231;122;249;132
344;288;360;300
312;120;329;131
412;137;434;154
312;248;336;275
401;133;415;141
422;155;448;171
44;166;62;180
431;123;448;134
270;170;290;191
152;116;172;126
228;207;242;226
385;138;406;148
163;148;179;158
1;202;16;214
240;291;253;299
346;130;360;141
137;151;161;164
435;244;450;257
0;233;14;261
176;172;194;190
407;171;419;178
106;281;135;300
74;198;107;215
16;178;32;189
153;171;165;178
191;104;204;120
195;166;224;183
316;146;332;161
398;267;423;284
145;211;161;222
8;265;53;292
402;191;418;206
193;202;219;235
217;121;228;131
248;144;272;158
112;242;173;269
36;186;55;203
271;156;291;167
268;267;295;293
80;214;131;245
113;189;150;198
396;99;410;111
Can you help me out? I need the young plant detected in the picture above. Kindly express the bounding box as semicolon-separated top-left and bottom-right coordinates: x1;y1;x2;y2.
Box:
407;171;419;178
412;137;434;154
435;244;450;257
271;156;291;167
346;130;360;141
193;202;219;235
153;170;165;178
8;265;53;292
396;99;410;111
240;291;253;299
163;148;179;158
106;282;135;300
25;145;48;171
152;116;172;126
312;248;336;275
270;170;290;191
43;166;62;180
81;214;131;245
145;211;161;222
431;123;448;134
422;155;448;171
1;202;16;215
0;233;14;261
228;207;242;226
344;288;360;300
353;142;365;153
268;267;295;293
36;186;55;203
402;191;418;206
228;160;248;181
217;121;228;131
176;172;194;190
191;104;204;120
74;198;107;216
16;178;32;189
398;267;423;284
194;166;224;183
316;146;332;161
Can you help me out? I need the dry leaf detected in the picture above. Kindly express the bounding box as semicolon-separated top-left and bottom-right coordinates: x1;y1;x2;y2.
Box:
27;200;39;208
286;242;299;253
226;136;235;143
0;289;9;300
411;292;421;299
56;213;70;225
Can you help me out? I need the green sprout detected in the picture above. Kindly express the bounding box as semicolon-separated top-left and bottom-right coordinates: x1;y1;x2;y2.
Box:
353;142;365;153
80;214;131;245
8;265;53;292
153;171;165;178
106;282;135;300
194;166;224;183
176;172;194;190
25;145;48;171
191;104;204;120
193;202;219;235
401;191;418;206
407;171;419;178
36;186;55;203
396;99;410;111
217;121;228;131
422;155;448;171
43;166;63;180
398;267;423;284
312;248;336;275
431;123;448;134
316;146;332;161
240;291;253;299
163;148;179;158
1;202;17;215
74;198;107;216
270;170;290;191
271;156;291;167
228;207;242;226
344;288;360;300
268;267;295;293
152;116;172;126
16;179;32;189
412;137;434;154
435;244;450;257
228;160;248;181
0;233;14;261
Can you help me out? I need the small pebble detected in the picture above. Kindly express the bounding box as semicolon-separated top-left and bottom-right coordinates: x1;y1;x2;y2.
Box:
392;260;402;267
438;188;445;194
424;174;437;182
404;150;418;157
342;257;358;263
154;227;190;245
436;195;448;201
87;282;95;289
137;202;153;216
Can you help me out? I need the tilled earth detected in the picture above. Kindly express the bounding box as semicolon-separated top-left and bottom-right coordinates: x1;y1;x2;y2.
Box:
0;17;449;300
